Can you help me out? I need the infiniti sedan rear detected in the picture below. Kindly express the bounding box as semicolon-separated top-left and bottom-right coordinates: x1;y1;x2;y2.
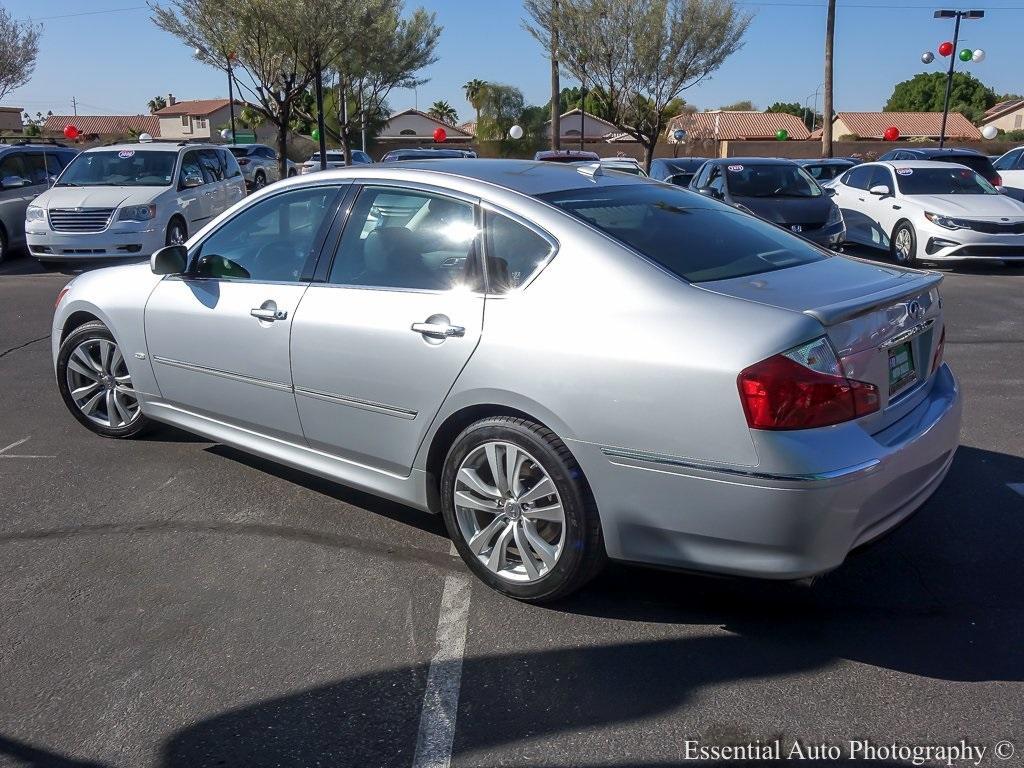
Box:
51;160;960;600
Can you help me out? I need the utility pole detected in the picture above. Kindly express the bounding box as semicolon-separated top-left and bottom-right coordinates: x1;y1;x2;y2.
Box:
821;0;835;158
71;96;77;116
314;56;327;171
550;0;560;151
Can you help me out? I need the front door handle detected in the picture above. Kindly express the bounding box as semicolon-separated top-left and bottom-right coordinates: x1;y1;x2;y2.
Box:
251;300;287;322
411;321;465;339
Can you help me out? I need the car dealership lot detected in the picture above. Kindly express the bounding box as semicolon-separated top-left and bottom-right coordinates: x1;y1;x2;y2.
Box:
1;253;1022;767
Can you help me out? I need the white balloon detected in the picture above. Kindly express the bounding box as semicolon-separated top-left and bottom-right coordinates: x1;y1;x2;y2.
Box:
972;49;985;62
982;125;998;140
509;124;524;140
221;128;232;139
138;132;153;143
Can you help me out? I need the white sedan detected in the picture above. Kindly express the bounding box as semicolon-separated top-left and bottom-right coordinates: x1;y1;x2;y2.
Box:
827;159;1024;265
993;147;1024;201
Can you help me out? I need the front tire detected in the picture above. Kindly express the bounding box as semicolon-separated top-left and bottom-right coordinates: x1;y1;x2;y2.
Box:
440;416;605;602
890;221;918;267
57;321;151;438
165;217;187;247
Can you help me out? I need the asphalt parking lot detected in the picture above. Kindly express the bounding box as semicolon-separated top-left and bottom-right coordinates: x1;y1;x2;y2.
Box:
1;248;1022;768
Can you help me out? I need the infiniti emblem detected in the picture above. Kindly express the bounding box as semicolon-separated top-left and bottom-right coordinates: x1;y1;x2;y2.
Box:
908;300;924;320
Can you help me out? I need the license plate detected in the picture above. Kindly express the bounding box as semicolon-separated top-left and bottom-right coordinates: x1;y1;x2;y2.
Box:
888;341;917;395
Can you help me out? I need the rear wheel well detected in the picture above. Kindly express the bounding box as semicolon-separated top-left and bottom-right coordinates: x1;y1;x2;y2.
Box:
425;404;553;513
61;311;102;342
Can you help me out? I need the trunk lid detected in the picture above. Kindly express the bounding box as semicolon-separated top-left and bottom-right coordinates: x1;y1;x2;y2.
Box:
697;255;945;432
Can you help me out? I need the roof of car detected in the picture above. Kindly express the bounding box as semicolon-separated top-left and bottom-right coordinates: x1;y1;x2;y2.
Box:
0;142;76;152
331;158;651;196
534;150;601;160
867;159;973;169
891;147;985;157
794;158;855;165
85;141;217;153
705;157;799;166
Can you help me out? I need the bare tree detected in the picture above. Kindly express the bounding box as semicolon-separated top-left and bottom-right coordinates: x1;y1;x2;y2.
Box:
555;0;751;169
821;0;836;158
0;8;41;103
152;0;354;177
523;0;561;150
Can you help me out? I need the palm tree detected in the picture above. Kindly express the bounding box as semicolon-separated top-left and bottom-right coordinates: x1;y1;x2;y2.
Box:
147;95;167;113
462;79;488;129
428;100;458;126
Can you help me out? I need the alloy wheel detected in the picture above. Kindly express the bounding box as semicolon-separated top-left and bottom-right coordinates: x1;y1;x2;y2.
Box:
254;172;266;189
894;228;913;262
167;222;186;246
65;338;141;428
453;441;565;582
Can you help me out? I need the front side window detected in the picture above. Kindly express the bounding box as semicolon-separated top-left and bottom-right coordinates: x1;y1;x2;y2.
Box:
193;186;339;282
539;183;827;283
56;150;177;187
895;167;998;195
868;166;894;191
179;151;205;188
843;165;872;190
484;211;553;293
328;186;481;292
993;149;1021;171
707;166;725;195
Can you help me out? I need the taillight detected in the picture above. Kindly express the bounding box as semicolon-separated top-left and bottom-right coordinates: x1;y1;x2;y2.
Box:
738;337;879;430
931;326;946;373
237;158;250;166
993;174;1002;187
55;286;70;308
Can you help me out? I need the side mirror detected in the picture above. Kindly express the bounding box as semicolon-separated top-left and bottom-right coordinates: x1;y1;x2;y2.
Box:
825;187;837;197
151;245;187;275
1;175;28;189
181;172;204;189
697;186;720;198
869;184;891;196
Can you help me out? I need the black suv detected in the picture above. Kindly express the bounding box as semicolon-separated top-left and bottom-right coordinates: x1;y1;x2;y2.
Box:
876;147;1002;187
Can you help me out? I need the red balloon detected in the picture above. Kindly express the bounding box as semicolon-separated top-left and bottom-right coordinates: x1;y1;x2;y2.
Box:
433;127;447;143
883;126;900;141
938;41;953;57
63;124;80;140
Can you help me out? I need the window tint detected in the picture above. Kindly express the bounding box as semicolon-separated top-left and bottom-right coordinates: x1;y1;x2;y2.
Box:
0;153;27;183
936;155;994;178
539;184;827;283
485;212;552;293
328;186;481;291
22;153;48;185
844;165;873;190
193;186;339;282
993;150;1021;171
691;163;710;189
707;166;725;195
44;151;70;176
198;149;223;182
725;163;821;198
179;151;205;187
218;148;242;179
868;165;894;190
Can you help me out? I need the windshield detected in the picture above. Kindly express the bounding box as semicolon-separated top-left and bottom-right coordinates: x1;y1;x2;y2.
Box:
309;153;345;162
727;164;822;198
896;167;997;195
539;183;827;282
56;150;177;187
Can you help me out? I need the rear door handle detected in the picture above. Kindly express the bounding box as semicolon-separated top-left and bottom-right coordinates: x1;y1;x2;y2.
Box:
411;321;465;339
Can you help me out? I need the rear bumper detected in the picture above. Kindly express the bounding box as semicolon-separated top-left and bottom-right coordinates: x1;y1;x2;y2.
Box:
571;363;961;579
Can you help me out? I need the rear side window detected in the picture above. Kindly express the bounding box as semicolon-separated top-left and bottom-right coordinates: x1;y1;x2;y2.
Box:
218;148;242;179
539;184;827;283
993;150;1022;170
198;149;223;182
484;211;553;293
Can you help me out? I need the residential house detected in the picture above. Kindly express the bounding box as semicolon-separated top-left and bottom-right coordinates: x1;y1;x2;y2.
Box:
154;95;247;140
981;99;1024;133
42;114;160;141
545;109;620;142
378;109;474;142
830;112;981;140
0;107;24;134
666;110;810;142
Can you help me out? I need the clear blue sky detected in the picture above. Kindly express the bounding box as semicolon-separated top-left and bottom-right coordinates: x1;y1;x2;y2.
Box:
4;0;1022;124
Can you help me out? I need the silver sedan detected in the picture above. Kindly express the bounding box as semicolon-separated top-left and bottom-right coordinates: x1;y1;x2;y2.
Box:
51;160;961;601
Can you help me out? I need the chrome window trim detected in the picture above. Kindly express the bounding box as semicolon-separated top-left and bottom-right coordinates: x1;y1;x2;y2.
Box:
152;355;292;392
301;282;486;298
600;446;881;484
293;386;418;420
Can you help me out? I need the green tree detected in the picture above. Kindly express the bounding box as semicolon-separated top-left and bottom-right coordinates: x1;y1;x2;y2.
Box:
884;71;997;124
477;83;525;141
552;0;752;169
0;8;41;103
765;100;819;130
463;78;488;128
558;85;613;120
147;95;167;113
719;99;755;111
427;99;458;125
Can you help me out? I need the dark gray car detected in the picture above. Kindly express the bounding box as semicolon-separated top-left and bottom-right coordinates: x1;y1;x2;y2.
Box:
0;143;78;263
690;157;846;248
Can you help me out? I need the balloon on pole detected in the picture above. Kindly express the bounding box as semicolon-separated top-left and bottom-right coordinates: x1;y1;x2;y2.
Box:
220;128;231;140
63;125;80;140
938;41;954;57
958;48;973;62
921;51;934;64
972;49;985;62
775;129;788;141
883;126;900;141
433;127;447;143
508;124;524;140
981;125;998;140
311;128;320;141
673;128;687;142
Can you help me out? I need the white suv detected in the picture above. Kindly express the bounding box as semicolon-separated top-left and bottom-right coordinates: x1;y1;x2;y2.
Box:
26;141;246;264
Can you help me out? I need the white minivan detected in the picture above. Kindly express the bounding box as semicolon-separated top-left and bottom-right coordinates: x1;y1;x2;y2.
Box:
27;141;246;264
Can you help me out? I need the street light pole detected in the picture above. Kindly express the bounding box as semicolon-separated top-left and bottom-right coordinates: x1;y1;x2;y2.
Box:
934;9;984;149
226;54;237;145
314;56;327;171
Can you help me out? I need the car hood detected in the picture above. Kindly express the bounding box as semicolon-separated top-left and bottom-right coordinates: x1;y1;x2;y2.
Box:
731;194;834;224
33;186;164;209
904;193;1024;219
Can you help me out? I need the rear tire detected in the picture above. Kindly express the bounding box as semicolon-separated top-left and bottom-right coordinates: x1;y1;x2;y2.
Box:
0;225;7;264
890;221;918;267
56;321;151;439
440;416;605;602
253;170;266;190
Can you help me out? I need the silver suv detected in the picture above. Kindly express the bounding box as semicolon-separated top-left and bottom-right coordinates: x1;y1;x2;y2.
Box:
227;144;297;189
0;142;78;263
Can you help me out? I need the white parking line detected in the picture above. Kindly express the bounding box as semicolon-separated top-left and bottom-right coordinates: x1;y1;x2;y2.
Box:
1008;483;1024;498
0;437;54;459
412;571;472;768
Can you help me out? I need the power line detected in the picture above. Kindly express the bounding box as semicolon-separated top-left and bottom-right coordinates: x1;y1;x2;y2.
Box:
24;5;147;22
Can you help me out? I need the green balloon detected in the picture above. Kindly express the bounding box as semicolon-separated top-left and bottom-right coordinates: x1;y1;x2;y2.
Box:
959;48;972;61
311;128;320;141
776;129;788;141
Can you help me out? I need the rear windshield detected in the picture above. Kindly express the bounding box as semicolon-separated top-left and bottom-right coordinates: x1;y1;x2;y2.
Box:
538;154;600;163
228;147;250;157
933;154;994;177
896;166;998;195
727;164;821;198
56;150;176;187
539;184;828;282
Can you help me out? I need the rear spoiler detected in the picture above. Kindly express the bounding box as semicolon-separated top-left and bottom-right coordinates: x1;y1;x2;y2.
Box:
803;272;943;326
